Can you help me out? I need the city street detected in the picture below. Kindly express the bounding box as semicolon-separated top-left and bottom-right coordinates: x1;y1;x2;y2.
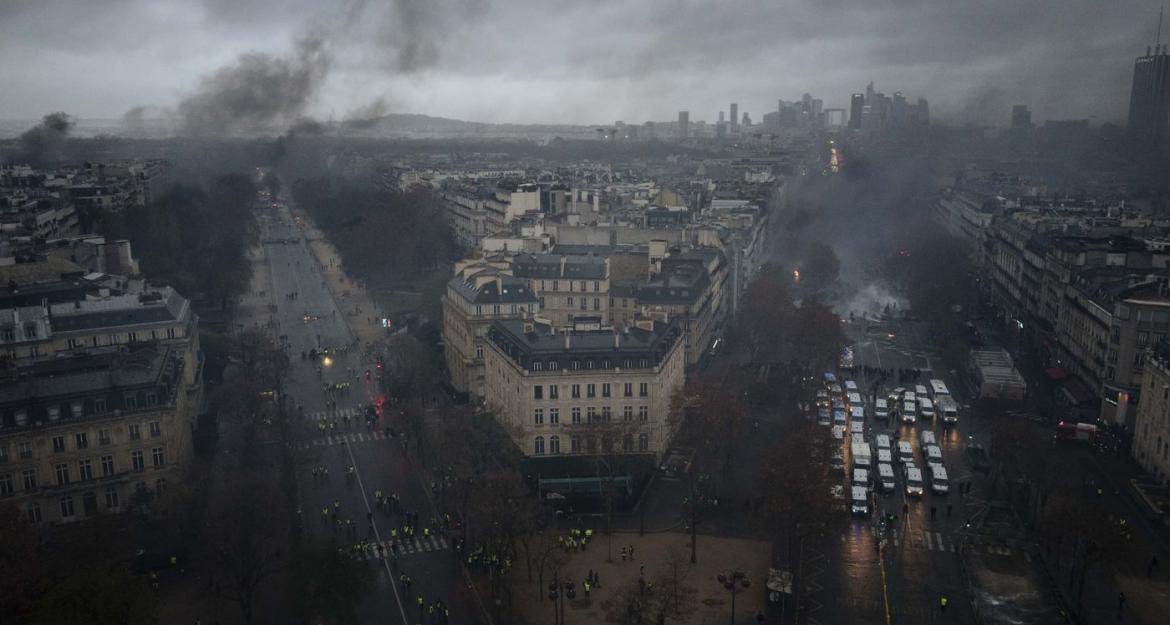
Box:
256;202;478;625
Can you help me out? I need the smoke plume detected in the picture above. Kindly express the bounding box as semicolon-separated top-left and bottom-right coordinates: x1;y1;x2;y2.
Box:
17;112;74;166
177;34;331;136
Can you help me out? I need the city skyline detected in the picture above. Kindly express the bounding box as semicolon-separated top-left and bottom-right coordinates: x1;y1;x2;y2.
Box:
0;0;1164;129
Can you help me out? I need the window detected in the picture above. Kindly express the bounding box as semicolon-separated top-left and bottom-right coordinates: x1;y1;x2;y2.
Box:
18;442;32;460
572;384;581;399
534;409;545;425
26;502;41;524
0;444;7;463
52;436;66;453
639;433;649;451
98;429;111;445
101;455;115;477
155;479;167;495
476;345;483;359
128;331;138;343
580;298;587;310
549;385;559;399
534;436;545;455
149;421;161;438
571;408;581;424
0;473;13;496
22;468;37;490
580;281;586;292
60;495;75;518
534;386;543;400
586;407;597;422
131;450;145;472
549;435;560;454
601;406;612;422
125;394;138;410
94;399;107;413
567;297;574;307
105;487;119;509
570;436;581;453
552;280;559;291
639;383;649;397
587;384;596;398
549;361;559;371
152;447;165;468
623;406;633;421
639;406;649;421
75;432;89;449
0;326;12;341
78;459;94;481
55;463;70;485
67;338;80;350
624;383;633;397
129;424;141;440
602;383;611;398
533;361;543;371
594;298;600;311
549;408;559;424
594;281;600;292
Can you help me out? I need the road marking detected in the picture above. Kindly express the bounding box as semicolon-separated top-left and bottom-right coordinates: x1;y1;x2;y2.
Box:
343;441;409;625
935;532;944;551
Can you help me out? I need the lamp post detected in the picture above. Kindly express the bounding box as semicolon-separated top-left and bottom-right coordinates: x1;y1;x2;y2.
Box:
548;572;575;625
717;570;751;625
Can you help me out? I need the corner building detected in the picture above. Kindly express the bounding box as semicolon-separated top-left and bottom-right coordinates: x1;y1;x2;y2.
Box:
482;318;684;464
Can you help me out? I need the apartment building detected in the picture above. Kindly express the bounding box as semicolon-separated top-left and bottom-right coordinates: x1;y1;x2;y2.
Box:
1135;340;1170;485
482;318;685;464
0;344;192;525
441;265;539;398
511;253;611;327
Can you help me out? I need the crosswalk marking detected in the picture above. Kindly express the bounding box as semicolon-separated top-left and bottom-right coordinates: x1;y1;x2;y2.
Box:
343;535;449;561
306;407;365;421
301;429;387;449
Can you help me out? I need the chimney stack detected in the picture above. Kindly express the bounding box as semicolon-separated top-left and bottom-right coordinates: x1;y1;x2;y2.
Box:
614;329;621;350
564;329;571;350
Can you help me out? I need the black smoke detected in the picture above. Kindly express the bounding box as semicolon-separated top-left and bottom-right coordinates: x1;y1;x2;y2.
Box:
16;112;74;166
177;34;331;137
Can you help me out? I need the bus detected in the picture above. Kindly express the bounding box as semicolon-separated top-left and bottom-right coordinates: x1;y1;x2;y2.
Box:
929;379;950;400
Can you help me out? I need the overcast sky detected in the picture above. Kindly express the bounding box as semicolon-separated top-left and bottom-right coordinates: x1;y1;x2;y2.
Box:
1;0;1165;129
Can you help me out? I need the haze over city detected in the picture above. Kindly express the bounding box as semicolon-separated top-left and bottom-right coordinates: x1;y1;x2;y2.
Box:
4;2;1170;625
1;0;1165;128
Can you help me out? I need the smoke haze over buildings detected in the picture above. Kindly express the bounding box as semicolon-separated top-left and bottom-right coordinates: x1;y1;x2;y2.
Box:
1;0;1164;128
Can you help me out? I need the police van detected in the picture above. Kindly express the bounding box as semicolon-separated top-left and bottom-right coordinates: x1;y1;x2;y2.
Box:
929;464;950;495
851;486;870;516
877;463;897;493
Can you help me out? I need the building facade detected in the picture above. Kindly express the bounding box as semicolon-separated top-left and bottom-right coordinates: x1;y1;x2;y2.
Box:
1134;340;1170;485
482;318;685;463
0;345;192;525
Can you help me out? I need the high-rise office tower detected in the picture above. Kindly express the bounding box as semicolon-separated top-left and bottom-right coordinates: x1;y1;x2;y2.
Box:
1128;42;1170;151
678;111;690;138
849;93;864;129
1011;105;1032;130
730;103;738;134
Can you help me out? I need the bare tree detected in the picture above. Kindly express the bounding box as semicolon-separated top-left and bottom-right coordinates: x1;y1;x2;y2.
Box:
204;472;290;625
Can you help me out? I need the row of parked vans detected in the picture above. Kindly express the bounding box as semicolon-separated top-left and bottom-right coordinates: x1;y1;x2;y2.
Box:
886;380;958;425
850;430;951;515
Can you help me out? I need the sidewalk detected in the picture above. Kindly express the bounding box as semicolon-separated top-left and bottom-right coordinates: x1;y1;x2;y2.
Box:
508;532;770;625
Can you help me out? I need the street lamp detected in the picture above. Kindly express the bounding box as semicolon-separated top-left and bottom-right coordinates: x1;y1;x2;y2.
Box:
717;570;751;625
548;572;575;625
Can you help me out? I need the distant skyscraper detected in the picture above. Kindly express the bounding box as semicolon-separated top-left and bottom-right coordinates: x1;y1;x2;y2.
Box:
730;103;738;134
1128;43;1170;151
849;93;864;129
719;111;725;123
1011;105;1032;130
678;111;690;138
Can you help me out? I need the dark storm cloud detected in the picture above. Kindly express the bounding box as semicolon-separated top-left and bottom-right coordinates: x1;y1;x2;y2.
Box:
0;0;1164;126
